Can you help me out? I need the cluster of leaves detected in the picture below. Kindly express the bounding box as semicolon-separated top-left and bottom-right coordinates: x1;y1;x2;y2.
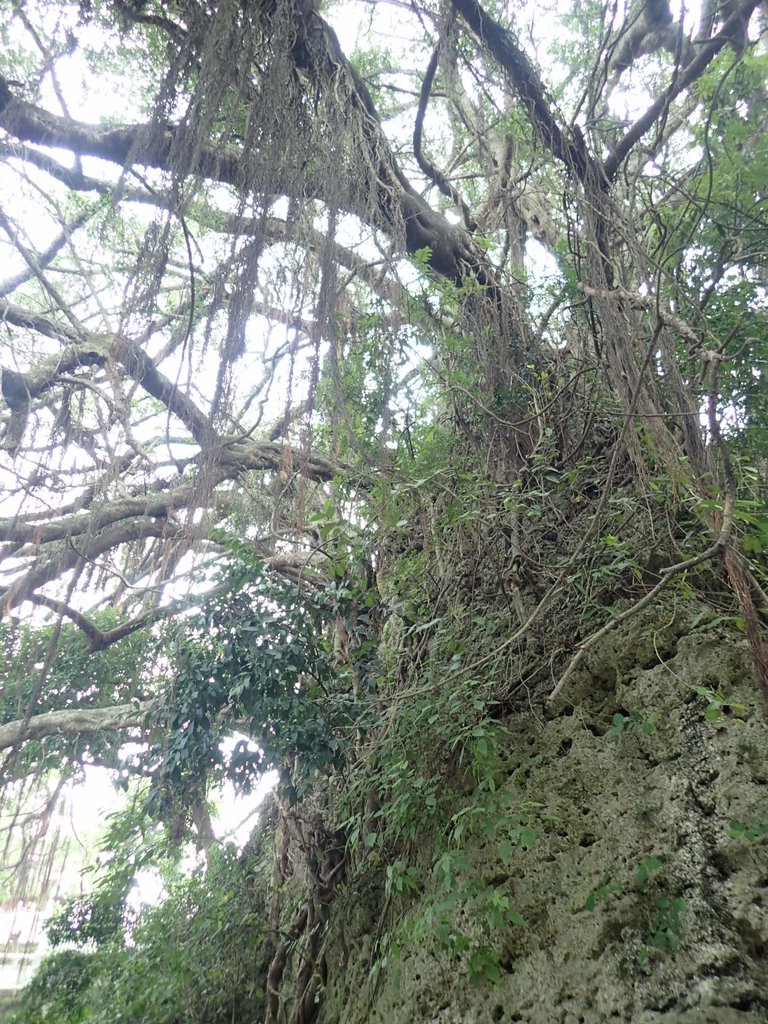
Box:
146;545;358;823
10;949;98;1024
605;710;657;742
674;48;768;455
333;406;534;950
339;544;539;987
728;814;768;841
585;855;686;961
11;843;269;1024
45;801;176;949
691;682;748;722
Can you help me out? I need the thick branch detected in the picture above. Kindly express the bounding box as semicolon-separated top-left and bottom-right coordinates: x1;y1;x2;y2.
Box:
0;518;173;615
0;478;224;547
0;702;150;751
608;0;694;82
450;0;603;184
30;585;235;652
604;0;760;180
0;82;243;191
111;334;212;444
0;296;81;342
1;137;409;313
0;31;497;293
413;42;476;230
0;304;213;445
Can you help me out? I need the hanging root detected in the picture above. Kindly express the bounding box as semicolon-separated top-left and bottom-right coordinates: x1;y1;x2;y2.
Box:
264;795;348;1024
723;543;768;698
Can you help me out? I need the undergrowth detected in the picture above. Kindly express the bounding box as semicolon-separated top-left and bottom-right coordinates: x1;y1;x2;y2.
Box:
13;844;269;1024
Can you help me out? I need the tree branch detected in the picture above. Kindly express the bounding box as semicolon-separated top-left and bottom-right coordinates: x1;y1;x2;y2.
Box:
0;206;95;299
30;583;237;652
0;304;214;445
0;518;174;616
450;0;603;184
0;31;498;293
0;478;224;547
0;80;243;191
604;0;760;180
413;39;476;230
607;0;694;83
0;702;151;752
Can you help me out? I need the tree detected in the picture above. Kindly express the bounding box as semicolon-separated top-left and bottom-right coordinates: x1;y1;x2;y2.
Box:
1;0;767;1021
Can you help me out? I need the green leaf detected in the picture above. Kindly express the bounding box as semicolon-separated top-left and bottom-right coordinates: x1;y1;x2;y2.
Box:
520;826;537;849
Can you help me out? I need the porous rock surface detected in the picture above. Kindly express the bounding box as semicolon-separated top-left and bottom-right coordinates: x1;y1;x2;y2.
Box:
317;607;768;1023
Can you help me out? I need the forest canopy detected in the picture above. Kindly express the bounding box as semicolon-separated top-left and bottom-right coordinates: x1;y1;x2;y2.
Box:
1;0;767;1019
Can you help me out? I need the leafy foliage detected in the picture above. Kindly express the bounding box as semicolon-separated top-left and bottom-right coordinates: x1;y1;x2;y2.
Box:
11;949;97;1024
146;547;353;821
12;845;269;1024
45;801;176;949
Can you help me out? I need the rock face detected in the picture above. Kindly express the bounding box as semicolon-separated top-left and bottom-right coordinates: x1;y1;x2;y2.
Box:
315;608;768;1023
